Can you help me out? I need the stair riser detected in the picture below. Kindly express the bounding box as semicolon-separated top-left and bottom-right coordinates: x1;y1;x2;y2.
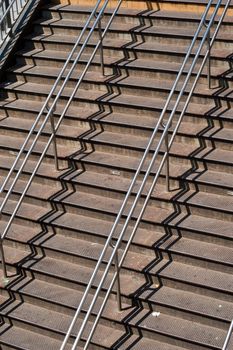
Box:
141;300;229;330
160;276;232;302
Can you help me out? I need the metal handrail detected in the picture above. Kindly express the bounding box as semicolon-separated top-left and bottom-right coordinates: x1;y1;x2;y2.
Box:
0;0;123;282
60;1;231;349
223;321;233;350
0;0;27;43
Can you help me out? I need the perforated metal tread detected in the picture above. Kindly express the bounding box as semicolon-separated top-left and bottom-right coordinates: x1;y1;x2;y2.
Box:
155;260;233;297
0;324;71;350
129;309;227;349
1;301;125;348
139;285;233;323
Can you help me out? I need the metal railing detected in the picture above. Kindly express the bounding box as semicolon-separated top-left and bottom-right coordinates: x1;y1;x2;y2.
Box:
0;0;27;44
0;0;123;283
59;0;231;349
223;321;233;350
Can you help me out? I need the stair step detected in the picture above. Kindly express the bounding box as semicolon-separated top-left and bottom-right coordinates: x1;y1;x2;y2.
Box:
44;3;233;25
0;324;72;350
0;301;125;348
21;255;145;295
10;278;132;319
10;59;228;99
159;236;233;271
129;309;226;349
177;190;233;220
140;285;233;325
156;260;233;300
171;213;233;244
34;16;233;44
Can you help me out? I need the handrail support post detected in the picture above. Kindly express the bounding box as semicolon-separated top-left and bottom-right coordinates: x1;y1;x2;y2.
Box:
96;12;105;76
46;104;59;171
165;132;170;192
110;241;122;311
114;249;122;311
161;122;170;192
0;239;8;282
205;21;212;89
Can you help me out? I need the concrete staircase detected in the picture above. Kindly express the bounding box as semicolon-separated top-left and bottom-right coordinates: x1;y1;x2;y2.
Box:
0;0;233;349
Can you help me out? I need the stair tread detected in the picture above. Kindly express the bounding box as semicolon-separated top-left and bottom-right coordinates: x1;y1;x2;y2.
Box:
0;195;49;221
1;301;125;347
129;309;226;349
187;169;233;189
0;114;88;139
43;211;164;247
55;189;173;222
45;3;233;23
119;336;189;350
178;189;233;213
26;32;130;49
0;324;71;350
0;131;78;157
0;96;99;119
9;62;231;99
173;213;233;240
1;176;60;201
37;233;152;271
16;47;231;83
11;278;134;322
157;260;233;294
22;255;144;295
1;79;216;118
160;236;233;265
37;17;133;32
36;17;232;42
140;285;233;322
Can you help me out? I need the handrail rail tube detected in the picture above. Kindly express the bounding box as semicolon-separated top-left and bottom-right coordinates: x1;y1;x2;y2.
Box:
0;0;123;281
223;321;233;350
60;0;231;349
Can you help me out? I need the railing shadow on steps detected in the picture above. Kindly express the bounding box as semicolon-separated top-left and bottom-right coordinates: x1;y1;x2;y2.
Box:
0;0;28;44
58;1;232;350
0;0;231;348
